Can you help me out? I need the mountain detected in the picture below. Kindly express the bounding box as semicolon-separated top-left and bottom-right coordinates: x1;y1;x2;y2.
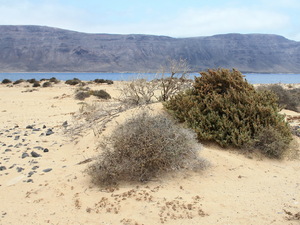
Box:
0;25;300;73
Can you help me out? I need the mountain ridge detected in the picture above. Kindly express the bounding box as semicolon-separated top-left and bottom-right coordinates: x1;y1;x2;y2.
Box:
0;25;300;73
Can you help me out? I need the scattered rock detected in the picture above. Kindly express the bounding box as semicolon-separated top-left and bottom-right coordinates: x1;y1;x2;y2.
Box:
0;166;7;171
46;129;54;136
33;146;44;150
43;125;47;129
26;125;33;129
26;179;33;183
21;152;29;159
62;121;68;128
28;171;35;177
43;168;52;173
43;148;49;153
17;167;24;172
5;149;12;152
14;135;20;140
33;128;41;132
31;151;41;158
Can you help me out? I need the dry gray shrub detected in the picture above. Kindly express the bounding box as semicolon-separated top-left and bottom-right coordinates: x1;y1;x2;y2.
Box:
87;110;206;186
118;77;158;105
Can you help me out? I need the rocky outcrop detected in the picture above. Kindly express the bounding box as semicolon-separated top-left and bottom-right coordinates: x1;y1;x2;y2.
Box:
0;25;300;73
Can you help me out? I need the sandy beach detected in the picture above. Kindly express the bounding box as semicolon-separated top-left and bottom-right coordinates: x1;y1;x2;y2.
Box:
0;81;299;225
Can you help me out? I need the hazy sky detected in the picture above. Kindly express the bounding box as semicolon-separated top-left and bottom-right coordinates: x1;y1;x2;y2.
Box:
1;0;300;40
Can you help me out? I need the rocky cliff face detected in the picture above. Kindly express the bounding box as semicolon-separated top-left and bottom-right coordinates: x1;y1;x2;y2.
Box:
0;25;300;73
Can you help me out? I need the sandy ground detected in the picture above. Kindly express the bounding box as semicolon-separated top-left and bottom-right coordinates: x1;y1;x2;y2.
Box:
0;81;299;225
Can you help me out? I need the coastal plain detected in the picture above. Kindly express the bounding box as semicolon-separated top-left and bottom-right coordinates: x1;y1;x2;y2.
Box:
0;81;299;225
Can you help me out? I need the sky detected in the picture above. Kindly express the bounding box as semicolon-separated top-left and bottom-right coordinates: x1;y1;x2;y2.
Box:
0;0;300;41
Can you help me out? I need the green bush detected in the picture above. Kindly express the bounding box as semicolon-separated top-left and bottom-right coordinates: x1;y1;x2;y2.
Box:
257;84;299;112
165;68;292;158
2;79;12;84
91;90;111;99
87;111;204;185
94;79;114;85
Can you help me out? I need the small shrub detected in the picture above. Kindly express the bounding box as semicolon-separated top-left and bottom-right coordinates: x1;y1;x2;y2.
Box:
87;111;204;185
27;78;37;84
257;84;299;112
246;126;292;158
42;82;52;87
2;79;12;84
65;78;81;86
49;77;60;84
94;79;114;85
13;79;25;85
165;68;292;158
91;90;111;99
32;81;41;87
75;91;91;100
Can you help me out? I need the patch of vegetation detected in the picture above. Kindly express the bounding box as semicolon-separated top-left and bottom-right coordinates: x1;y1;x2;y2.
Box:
90;90;111;99
32;81;41;87
42;81;52;87
75;91;91;100
49;77;60;84
257;84;300;112
165;68;292;158
2;79;12;84
27;78;37;84
13;79;25;85
65;78;81;86
94;79;114;85
87;111;205;186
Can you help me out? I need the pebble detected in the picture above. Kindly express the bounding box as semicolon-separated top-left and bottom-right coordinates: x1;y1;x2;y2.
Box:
28;171;35;177
46;129;54;136
0;166;7;171
33;146;44;150
17;167;24;172
31;151;41;158
26;125;33;129
14;136;20;140
43;168;52;173
32;166;39;170
5;149;12;152
26;179;33;183
43;148;49;153
21;152;29;159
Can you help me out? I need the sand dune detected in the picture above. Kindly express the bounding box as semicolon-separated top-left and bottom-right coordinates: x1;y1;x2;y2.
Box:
0;81;299;225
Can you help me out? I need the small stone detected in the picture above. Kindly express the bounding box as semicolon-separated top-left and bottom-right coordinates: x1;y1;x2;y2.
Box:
62;121;68;128
33;146;44;150
32;166;39;170
9;164;16;169
43;148;49;153
21;152;29;158
14;136;20;140
26;125;33;129
43;168;52;173
43;125;47;129
0;166;7;171
28;171;35;177
33;128;41;132
31;151;41;158
27;179;33;183
16;167;24;172
5;149;12;152
46;129;54;136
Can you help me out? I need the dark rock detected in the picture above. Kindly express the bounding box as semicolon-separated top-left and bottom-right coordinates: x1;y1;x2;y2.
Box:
27;171;35;177
43;168;52;173
9;164;16;169
5;149;12;152
14;135;20;140
26;125;33;129
26;179;33;183
30;151;41;158
33;146;44;150
33;128;41;132
21;152;29;158
62;121;68;128
16;167;24;172
0;166;6;171
8;145;13;147
46;129;54;136
32;166;39;170
43;148;49;153
43;125;47;129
